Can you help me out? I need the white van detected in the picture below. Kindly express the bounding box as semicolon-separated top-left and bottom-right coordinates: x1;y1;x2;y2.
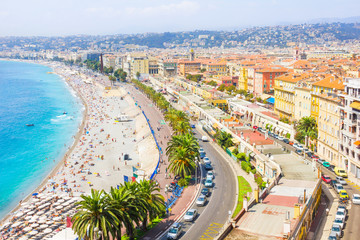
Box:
201;136;209;142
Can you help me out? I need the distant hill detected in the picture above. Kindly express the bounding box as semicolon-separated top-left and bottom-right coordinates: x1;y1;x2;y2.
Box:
307;16;360;24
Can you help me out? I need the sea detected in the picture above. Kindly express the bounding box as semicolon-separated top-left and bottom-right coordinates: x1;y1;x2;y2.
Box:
0;60;83;220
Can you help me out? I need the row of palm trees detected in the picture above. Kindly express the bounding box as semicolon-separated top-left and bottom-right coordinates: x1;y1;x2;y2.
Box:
72;180;165;240
132;80;199;179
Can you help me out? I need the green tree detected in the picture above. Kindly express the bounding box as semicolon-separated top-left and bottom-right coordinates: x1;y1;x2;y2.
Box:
109;75;116;86
168;147;196;178
218;84;226;92
200;68;206;73
72;189;119;240
174;121;191;135
137;180;165;231
296;116;318;147
215;130;234;149
136;72;141;80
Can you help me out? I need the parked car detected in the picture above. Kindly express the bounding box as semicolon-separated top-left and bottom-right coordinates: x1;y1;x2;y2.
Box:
317;159;325;164
323;162;331;168
196;195;207;206
337;205;347;214
334;167;348;178
331;224;342;238
283;138;290;144
278;136;284;141
333;218;345;229
336;176;347;185
184;209;197;222
339;190;349;200
328;164;336;172
167;223;182;239
204;163;213;170
253;125;258;129
204;178;213;187
295;149;303;155
312;155;320;160
321;175;332;183
199;150;206;159
206;171;214;179
328;232;339;240
334;184;344;193
201;187;210;197
306;152;313;158
288;141;294;146
274;134;279;139
335;208;346;221
330;180;338;188
203;157;211;164
352;194;360;204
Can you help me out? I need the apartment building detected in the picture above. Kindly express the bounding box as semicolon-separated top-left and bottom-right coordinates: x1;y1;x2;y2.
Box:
227;62;248;91
294;82;312;120
130;54;149;77
317;92;342;166
274;73;310;121
178;61;201;76
339;78;360;184
253;66;289;96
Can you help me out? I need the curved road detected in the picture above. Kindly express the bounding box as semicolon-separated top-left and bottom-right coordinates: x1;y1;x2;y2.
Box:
158;127;237;239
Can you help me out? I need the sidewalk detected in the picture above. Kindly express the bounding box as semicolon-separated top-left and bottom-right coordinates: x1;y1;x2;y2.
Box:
318;186;339;240
125;84;200;239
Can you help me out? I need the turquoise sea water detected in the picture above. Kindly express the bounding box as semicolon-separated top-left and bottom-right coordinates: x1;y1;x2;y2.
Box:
0;60;82;219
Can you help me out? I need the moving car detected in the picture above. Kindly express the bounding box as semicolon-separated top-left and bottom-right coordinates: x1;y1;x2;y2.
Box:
321;175;332;183
204;163;213;170
196;195;207;206
201;187;210;197
334;167;348;178
203;157;211;164
167;223;182;239
201;136;209;142
353;194;360;204
336;176;347;185
204;178;213;187
333;218;344;229
184;209;197;222
334;184;344;193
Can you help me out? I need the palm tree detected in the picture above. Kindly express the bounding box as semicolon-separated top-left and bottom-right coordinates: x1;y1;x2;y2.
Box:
174;110;189;123
216;131;234;149
174;121;191;135
137;180;165;231
168;147;196;177
166;134;200;160
107;186;140;240
116;182;145;240
296;116;318;147
72;189;119;240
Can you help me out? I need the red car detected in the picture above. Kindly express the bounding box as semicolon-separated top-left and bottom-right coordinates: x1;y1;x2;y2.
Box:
321;175;331;183
312;155;320;160
253;126;258;129
289;141;294;146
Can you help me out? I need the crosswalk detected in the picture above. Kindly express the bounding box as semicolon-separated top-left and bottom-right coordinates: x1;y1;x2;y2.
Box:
345;179;360;191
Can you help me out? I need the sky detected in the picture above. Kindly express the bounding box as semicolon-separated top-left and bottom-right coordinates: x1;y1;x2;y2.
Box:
0;0;359;36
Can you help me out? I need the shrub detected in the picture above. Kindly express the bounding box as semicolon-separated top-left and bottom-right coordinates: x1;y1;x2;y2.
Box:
241;161;248;171
237;153;246;161
285;133;291;139
245;166;251;173
250;169;256;174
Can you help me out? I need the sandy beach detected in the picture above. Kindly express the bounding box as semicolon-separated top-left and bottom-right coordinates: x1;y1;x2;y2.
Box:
0;62;159;239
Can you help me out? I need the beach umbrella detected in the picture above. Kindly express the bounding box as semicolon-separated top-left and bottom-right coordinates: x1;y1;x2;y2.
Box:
30;223;39;228
53;217;61;221
32;198;40;203
55;206;63;210
23;226;32;232
63;196;72;201
18;237;28;240
28;230;38;235
26;211;35;215
39;224;48;229
11;222;23;228
62;201;70;206
15;211;25;217
21;202;30;207
23;209;31;214
38;219;47;224
32;193;38;196
43;228;52;234
46;220;54;225
25;216;32;220
29;219;37;223
36;210;45;215
57;199;65;203
2;222;11;227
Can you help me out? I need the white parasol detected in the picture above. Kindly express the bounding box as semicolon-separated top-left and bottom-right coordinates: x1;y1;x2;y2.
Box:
11;222;23;228
23;226;32;232
43;228;52;234
28;230;38;235
30;223;39;228
39;224;48;229
53;216;61;221
55;206;63;210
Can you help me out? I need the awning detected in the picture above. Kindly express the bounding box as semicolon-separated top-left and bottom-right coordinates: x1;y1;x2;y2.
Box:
354;140;360;146
266;97;275;104
350;101;360;111
233;111;244;116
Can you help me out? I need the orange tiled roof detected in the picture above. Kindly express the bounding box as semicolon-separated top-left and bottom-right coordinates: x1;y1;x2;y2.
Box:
312;75;344;90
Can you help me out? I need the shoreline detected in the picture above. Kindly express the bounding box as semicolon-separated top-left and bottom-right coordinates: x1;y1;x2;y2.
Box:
0;60;88;225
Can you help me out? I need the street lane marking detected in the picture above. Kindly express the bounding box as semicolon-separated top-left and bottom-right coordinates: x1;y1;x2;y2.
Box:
199;222;223;240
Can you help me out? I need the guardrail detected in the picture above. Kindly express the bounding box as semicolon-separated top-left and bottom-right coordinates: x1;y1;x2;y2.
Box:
141;110;161;180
